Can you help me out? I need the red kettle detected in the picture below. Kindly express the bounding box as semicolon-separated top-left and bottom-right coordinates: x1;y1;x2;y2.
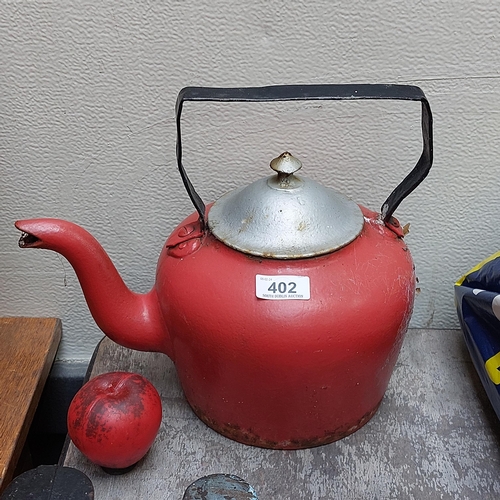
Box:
16;85;433;449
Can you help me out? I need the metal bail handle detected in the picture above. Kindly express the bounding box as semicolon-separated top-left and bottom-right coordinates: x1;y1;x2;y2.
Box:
175;84;433;226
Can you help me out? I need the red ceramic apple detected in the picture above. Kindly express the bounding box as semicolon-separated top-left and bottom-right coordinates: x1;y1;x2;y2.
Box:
67;371;162;472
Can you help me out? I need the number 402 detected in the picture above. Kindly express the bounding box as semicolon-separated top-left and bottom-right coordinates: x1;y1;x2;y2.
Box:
268;282;297;294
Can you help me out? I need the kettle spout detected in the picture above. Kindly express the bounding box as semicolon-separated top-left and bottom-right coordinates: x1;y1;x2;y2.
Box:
15;218;172;357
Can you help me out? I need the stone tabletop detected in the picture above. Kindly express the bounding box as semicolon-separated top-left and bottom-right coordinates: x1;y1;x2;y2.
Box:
62;329;500;499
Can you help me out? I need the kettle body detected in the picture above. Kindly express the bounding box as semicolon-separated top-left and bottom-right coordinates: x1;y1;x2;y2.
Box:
158;206;414;448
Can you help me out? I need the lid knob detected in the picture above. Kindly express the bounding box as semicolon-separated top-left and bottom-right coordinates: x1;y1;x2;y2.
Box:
270;152;302;175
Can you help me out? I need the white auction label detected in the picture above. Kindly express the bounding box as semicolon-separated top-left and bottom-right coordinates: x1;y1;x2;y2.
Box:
256;275;310;300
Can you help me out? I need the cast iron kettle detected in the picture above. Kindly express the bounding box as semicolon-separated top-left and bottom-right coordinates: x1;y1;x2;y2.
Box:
16;85;433;449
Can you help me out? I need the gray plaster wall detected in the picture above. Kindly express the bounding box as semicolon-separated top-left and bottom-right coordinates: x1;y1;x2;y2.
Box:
1;0;499;361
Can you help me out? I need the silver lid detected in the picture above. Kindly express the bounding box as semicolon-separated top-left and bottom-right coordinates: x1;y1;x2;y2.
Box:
207;152;364;259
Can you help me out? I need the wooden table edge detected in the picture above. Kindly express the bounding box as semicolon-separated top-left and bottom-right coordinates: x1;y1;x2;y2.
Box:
0;317;62;493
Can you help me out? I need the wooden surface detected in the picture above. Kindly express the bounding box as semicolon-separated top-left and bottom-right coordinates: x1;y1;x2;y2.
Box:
0;317;61;493
63;329;500;499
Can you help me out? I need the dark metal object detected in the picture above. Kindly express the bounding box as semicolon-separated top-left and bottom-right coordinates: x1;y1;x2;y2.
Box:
0;465;94;499
175;84;433;228
183;474;258;500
